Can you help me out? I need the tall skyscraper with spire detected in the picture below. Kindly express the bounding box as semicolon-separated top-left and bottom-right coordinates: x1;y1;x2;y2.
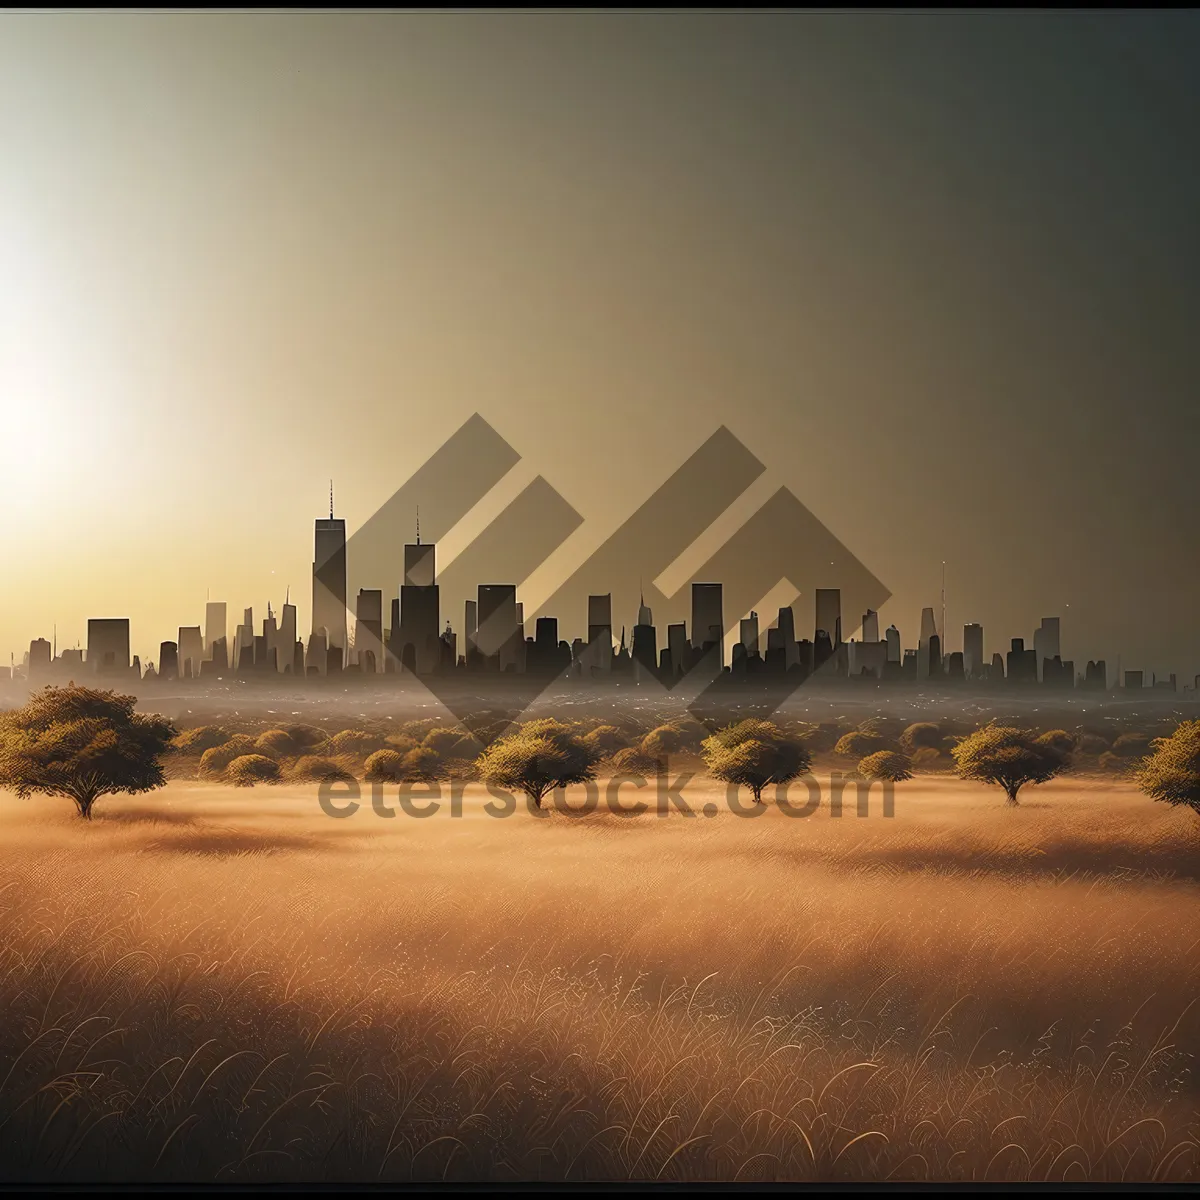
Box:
312;481;347;654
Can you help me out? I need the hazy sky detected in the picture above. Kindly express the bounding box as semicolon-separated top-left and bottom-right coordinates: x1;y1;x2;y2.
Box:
2;11;1198;678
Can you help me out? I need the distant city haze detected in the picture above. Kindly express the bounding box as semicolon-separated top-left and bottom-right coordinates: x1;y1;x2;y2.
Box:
2;11;1198;677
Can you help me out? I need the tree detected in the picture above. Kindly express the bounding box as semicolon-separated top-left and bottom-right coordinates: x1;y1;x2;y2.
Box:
399;746;446;782
476;718;602;809
951;725;1068;805
0;685;176;819
1132;720;1200;818
858;750;913;783
256;729;299;758
170;725;232;755
1035;729;1076;758
364;749;406;783
701;719;812;804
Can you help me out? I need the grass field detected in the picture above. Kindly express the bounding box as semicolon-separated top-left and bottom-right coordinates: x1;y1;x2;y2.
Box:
0;773;1197;1183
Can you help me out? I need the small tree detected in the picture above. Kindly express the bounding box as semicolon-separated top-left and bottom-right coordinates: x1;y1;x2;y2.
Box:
476;719;601;810
399;746;446;782
701;719;812;804
170;725;232;755
641;724;686;758
1132;720;1200;819
198;735;258;777
0;685;176;819
858;750;913;783
951;725;1068;805
582;724;630;756
1035;729;1075;757
256;729;298;758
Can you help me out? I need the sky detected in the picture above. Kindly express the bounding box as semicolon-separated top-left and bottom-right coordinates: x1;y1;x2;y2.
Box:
1;10;1198;679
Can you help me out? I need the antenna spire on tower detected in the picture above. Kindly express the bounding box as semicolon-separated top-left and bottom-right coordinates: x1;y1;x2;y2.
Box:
416;505;420;546
329;480;334;520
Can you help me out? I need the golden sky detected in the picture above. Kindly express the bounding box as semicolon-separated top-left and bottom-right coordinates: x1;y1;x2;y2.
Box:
2;12;1198;677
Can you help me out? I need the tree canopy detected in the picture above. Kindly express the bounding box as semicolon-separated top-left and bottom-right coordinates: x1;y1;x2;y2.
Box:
1132;720;1200;818
951;725;1068;805
476;718;601;809
0;685;176;819
701;719;812;803
857;750;914;783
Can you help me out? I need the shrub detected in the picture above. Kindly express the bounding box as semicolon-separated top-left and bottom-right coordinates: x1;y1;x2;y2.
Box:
284;724;327;749
641;725;686;758
609;746;665;776
1035;730;1076;757
226;754;282;787
170;725;231;755
911;746;943;772
198;735;258;777
951;725;1069;805
834;730;888;758
1111;732;1155;760
0;684;176;819
1132;720;1200;818
255;729;298;758
424;728;468;757
399;746;446;782
1098;751;1126;774
702;719;812;804
899;723;944;754
328;730;379;755
364;749;406;783
582;725;630;756
383;733;419;755
858;750;913;783
290;755;355;783
1076;733;1110;756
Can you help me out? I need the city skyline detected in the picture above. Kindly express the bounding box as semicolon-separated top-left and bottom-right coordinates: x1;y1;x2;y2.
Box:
4;12;1200;684
8;477;1191;698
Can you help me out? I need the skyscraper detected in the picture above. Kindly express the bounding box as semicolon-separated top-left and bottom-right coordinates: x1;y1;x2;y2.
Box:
963;623;984;678
478;584;519;671
312;488;347;653
204;601;227;657
178;626;203;680
861;608;880;644
740;610;760;655
1033;617;1061;683
355;589;384;673
87;618;130;675
587;593;613;673
691;582;723;666
918;607;938;678
815;589;841;647
399;537;440;674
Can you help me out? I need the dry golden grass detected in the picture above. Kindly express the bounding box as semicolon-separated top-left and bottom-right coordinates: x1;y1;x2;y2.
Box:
0;774;1197;1183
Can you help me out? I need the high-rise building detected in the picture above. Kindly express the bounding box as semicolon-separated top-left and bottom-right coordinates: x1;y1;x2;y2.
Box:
918;607;938;678
404;541;436;587
740;611;760;655
28;638;51;677
204;602;227;657
885;624;901;664
178;626;203;680
815;589;841;647
1033;617;1061;682
280;600;297;671
87;618;130;675
667;622;687;678
963;623;984;678
478;584;519;671
861;608;880;644
777;604;798;669
355;589;384;673
587;593;614;673
158;641;179;681
691;583;724;665
312;491;347;653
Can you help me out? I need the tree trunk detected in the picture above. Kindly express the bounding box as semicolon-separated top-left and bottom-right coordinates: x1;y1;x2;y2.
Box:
77;791;98;819
1005;784;1020;806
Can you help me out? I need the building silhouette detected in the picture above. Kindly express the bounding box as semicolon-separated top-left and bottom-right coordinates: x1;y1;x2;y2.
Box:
312;489;347;655
87;618;130;675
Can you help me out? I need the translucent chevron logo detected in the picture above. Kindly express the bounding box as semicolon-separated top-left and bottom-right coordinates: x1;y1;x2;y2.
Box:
326;414;890;740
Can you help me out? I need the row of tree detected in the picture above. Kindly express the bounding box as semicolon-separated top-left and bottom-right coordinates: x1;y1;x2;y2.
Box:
0;685;1198;820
